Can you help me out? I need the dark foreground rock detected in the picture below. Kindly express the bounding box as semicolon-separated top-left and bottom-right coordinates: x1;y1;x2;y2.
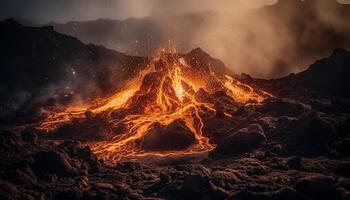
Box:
140;120;197;151
210;124;267;158
1;105;350;200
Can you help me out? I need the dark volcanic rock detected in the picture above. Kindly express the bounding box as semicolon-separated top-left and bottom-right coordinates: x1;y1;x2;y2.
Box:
0;19;148;107
20;130;38;144
254;49;350;98
211;124;267;157
231;187;297;200
335;162;350;177
58;140;101;173
140;120;197;151
0;131;23;150
256;99;308;117
293;174;338;198
291;112;337;145
32;150;76;177
0;180;20;199
287;156;302;170
177;174;229;199
52;118;113;142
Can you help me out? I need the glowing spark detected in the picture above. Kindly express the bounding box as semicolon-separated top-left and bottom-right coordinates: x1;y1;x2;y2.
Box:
37;48;272;163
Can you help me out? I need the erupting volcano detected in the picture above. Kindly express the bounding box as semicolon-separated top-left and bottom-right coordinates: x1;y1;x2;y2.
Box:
2;2;350;198
37;48;272;163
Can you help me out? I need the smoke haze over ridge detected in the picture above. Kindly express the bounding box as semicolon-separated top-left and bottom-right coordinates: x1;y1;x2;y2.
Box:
1;0;350;78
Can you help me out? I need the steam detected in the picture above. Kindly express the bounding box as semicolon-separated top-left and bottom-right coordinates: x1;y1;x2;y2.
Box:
146;0;350;78
48;0;350;78
1;0;350;78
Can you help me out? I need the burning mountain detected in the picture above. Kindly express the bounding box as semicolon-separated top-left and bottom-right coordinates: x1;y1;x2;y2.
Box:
37;48;271;163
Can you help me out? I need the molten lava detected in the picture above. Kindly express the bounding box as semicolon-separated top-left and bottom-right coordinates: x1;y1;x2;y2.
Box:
38;49;272;163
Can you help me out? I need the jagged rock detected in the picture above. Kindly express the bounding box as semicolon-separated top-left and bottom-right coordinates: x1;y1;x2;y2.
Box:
140;120;197;151
21;130;38;144
335;162;350;177
92;182;115;190
58;140;101;173
269;157;289;170
211;124;267;157
0;180;20;199
291;112;337;145
41;174;58;184
52;119;113;142
4;169;37;185
231;187;297;200
53;188;83;200
276;116;297;129
293;174;338;197
159;173;171;184
335;187;350;200
287;156;302;170
211;171;240;189
271;143;284;153
177;174;229;199
0;131;23;149
247;165;270;176
32;150;76;177
256;99;308;117
257;117;276;133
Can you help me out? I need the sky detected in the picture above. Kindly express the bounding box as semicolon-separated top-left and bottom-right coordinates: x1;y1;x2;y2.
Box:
1;0;348;23
0;0;349;78
0;0;277;23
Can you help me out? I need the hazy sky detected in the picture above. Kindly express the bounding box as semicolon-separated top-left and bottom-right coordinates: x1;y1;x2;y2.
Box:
0;0;349;78
0;0;278;23
1;0;349;23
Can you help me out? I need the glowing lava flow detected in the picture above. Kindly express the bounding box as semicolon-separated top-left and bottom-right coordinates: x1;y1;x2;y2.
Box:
37;49;271;163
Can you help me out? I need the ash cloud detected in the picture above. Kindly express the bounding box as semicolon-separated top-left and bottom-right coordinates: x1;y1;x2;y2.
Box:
1;0;350;78
151;0;350;78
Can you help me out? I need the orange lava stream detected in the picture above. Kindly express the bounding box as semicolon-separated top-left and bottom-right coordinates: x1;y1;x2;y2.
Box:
37;49;271;163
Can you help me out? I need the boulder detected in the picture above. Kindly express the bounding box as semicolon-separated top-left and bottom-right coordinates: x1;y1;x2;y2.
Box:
293;174;338;198
32;150;76;177
177;174;228;199
291;112;337;145
140;120;197;151
256;99;308;117
58;140;101;173
211;124;267;157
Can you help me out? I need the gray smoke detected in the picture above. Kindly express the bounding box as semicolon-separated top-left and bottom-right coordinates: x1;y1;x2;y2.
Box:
1;0;350;78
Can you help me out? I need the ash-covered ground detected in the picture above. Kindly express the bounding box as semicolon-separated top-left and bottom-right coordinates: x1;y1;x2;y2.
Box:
1;20;350;200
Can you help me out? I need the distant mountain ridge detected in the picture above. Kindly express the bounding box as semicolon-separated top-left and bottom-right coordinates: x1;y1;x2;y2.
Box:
43;1;350;78
0;19;149;106
0;19;232;108
248;49;350;98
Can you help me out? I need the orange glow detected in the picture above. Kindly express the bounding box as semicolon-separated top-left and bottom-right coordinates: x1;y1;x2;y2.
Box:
37;48;272;163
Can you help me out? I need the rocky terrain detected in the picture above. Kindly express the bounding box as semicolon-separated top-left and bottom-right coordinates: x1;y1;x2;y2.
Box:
2;97;350;200
1;20;350;200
